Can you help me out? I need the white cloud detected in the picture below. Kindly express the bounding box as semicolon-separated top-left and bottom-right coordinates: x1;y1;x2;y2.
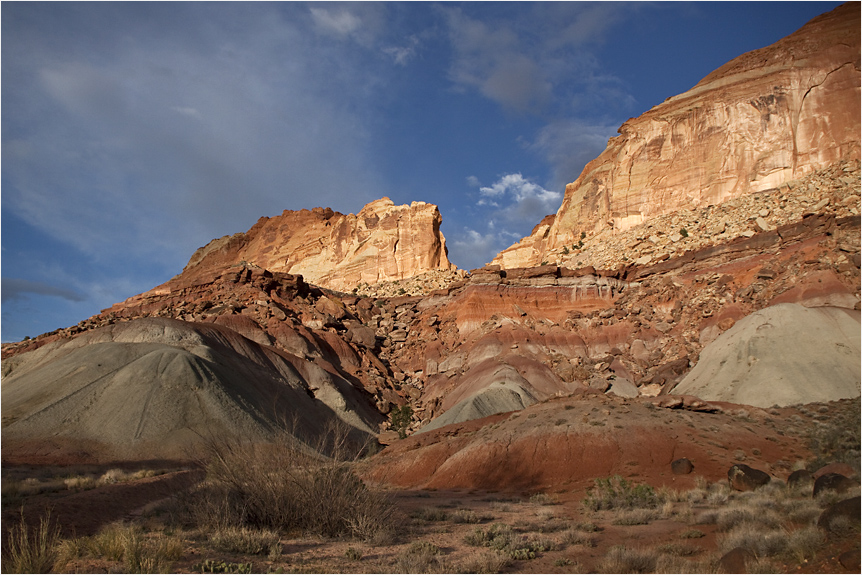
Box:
466;175;481;187
382;35;419;66
310;7;362;37
479;173;561;213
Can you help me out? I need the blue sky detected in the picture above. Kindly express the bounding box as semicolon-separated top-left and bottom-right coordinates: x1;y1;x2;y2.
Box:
1;1;843;342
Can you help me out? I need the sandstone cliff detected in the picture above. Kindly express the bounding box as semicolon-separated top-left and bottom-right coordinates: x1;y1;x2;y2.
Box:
184;197;454;292
493;2;860;268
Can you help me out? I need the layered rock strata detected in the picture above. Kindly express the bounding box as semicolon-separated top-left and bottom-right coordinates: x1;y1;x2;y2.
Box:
493;3;860;268
184;198;454;292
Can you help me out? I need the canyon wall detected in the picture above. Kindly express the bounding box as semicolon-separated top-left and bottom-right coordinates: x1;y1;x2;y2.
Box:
183;197;454;292
493;2;860;268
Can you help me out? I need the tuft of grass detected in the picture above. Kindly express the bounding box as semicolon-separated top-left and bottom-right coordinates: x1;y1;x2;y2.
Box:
611;508;658;525
454;549;509;574
451;509;481;524
411;507;448;522
597;545;658;574
394;541;447;574
679;529;705;539
209;527;280;555
2;511;60;574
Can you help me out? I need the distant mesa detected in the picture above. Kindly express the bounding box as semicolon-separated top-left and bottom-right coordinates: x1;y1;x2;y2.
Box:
184;197;454;292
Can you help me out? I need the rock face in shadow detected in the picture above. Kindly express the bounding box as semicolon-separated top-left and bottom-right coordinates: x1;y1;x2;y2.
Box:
184;198;454;292
492;3;860;269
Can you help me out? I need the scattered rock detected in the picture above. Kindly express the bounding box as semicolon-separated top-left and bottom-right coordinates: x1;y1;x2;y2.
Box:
671;458;694;475
813;462;857;479
728;463;771;491
817;496;861;533
813;473;857;497
719;547;755;573
787;469;814;489
839;549;861;571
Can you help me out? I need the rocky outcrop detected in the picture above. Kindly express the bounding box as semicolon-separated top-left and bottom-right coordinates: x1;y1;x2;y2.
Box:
184;198;454;292
493;3;860;269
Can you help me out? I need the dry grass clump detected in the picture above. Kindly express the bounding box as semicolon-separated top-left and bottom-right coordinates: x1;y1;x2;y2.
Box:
178;426;397;544
393;540;448;573
463;523;555;560
596;545;658;574
67;523;182;573
209;527;280;555
2;511;60;574
453;549;510;574
611;507;659;525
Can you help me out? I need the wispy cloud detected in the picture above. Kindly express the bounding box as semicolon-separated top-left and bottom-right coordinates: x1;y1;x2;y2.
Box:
382;35;420;66
2;278;85;304
310;7;362;37
531;120;621;190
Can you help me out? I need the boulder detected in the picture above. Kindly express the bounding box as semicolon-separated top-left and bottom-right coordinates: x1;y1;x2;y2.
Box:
606;377;639;398
719;547;755;574
817;496;861;533
671;458;694;475
728;463;771;491
787;469;814;490
839;549;861;571
813;473;857;497
813;462;857;479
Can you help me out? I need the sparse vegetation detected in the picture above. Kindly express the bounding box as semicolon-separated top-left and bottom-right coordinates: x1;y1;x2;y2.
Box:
2;510;60;574
391;404;413;439
583;475;659;511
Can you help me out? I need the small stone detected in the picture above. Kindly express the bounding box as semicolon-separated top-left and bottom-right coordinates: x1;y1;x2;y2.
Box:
669;233;683;243
635;255;652;265
758;208;770;217
812;198;830;211
740;230;756;238
755;217;772;232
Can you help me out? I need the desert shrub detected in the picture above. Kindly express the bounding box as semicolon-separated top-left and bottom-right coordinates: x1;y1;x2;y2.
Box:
464;524;553;560
596;545;658;574
193;559;253;573
561;528;598;548
345;546;363;561
583;476;659;511
64;475;97;491
464;523;514;550
2;511;59;573
209;527;279;555
529;492;556;505
394;541;447;573
411;506;448;522
611;507;658;525
84;524;180;573
806;402;861;470
391;405;413;439
451;509;481;524
188;428;396;542
679;529;705;539
718;523;789;557
786;526;825;562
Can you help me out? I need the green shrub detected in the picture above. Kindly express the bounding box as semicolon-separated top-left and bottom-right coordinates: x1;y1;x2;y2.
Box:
193;559;252;573
391;405;413;439
583;476;659;511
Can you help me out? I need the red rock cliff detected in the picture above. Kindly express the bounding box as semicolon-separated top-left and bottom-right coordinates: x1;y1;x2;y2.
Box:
493;2;860;268
184;198;454;291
